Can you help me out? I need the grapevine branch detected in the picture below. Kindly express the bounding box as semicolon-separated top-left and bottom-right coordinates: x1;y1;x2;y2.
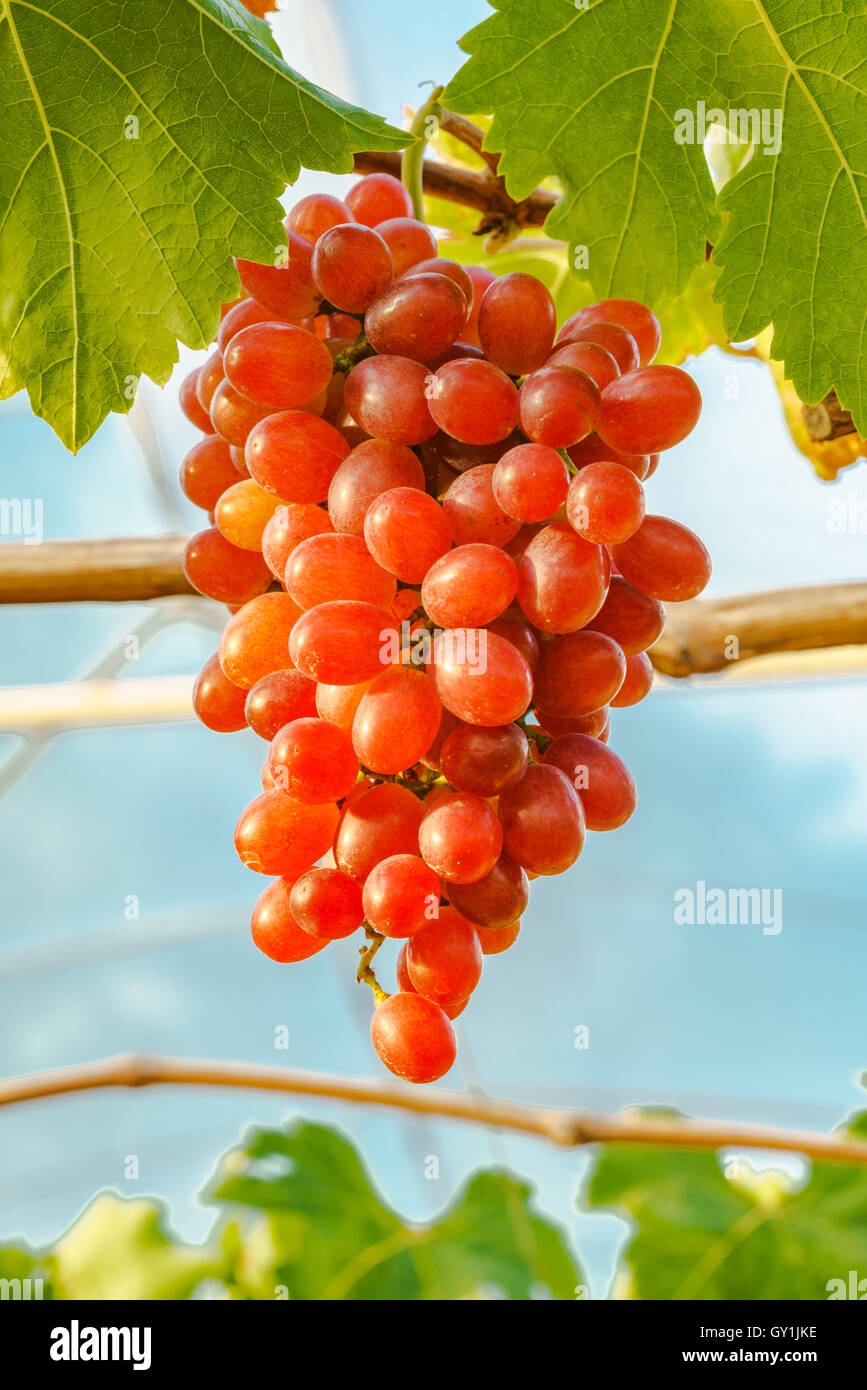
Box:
1;540;864;679
1;1053;865;1165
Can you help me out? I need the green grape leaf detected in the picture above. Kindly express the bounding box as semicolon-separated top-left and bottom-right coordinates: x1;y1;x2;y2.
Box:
209;1120;580;1300
444;0;725;305
446;0;867;434
0;0;407;451
710;1;867;431
584;1113;867;1300
50;1195;216;1299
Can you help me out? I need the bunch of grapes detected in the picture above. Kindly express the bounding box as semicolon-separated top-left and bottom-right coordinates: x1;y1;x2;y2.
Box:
179;172;710;1085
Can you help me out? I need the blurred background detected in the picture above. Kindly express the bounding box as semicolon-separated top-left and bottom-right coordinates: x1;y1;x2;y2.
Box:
0;0;865;1298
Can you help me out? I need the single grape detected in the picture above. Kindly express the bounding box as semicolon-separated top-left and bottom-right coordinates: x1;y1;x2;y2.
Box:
421;543;518;629
363;487;452;583
371;992;456;1085
352;665;441;774
345;172;414;226
344;355;437;446
219;592;303;689
330;441;425;536
447;851;529;929
546;340;620;390
179;367;212;431
584;575;665;654
566;460;646;545
478;271;556;374
461;265;497;346
288;600;394;684
485;614;540;672
251;877;329;963
499;764;585;875
406;909;483;1007
428;359;519;446
236;232;322;318
286;532;396;611
245;410;350;502
215;478;287;551
235;790;339;876
311;223;393;312
430;627;532;727
364;273;467;363
403;257;474;305
559;298;661;365
245;669;317;741
335;781;425;881
440;721;528;796
183;527;272;605
442;465;522;547
517;523;608;633
534;630;626;719
374;217;437;276
261;502;334;579
268;716;359;802
556;320;639;374
612;651;654;706
192;652;248;732
475;919;521;955
535;705;610;740
179;434;239;511
286;193;354;243
316;678;373;732
612;515;711;600
395;943;467;1017
209;379;272;447
598;367;702;453
362;854;442;938
223;323;333;411
196;349;225;412
492;443;570;522
518;365;600;448
542;732;636;830
419;791;503;884
289;867;364;939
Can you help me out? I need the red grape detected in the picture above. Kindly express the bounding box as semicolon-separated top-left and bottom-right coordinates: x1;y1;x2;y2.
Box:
598;367;701;453
517;523;608;633
404;258;474;305
179;434;238;511
462;265;497;346
568;431;650;481
492;443;570;522
245;669;317;741
289;867;364;939
546;340;620;389
261;502;333;578
344;355;437;445
371;992;456;1084
215;478;286;550
375;217;437;276
533;631;626;718
183;527;271;604
363;487;452;582
312;223;393;313
288;600;394;683
235;790;339;876
217;298;287;352
440;721;528;796
328;439;425;534
335;781;425;881
499;764;585;875
612;651;654;706
179;368;212;431
442;465;522;547
219;592;303;689
196;349;225;412
192;652;248;733
430;628;532;726
566;460;646;545
447;852;529;929
406;909;483;1006
518;365;600;448
345;173;414;226
612;515;711;600
365;274;467;362
584;575;665;654
246;410;350;502
287;193;353;243
485;614;540;672
542;733;637;830
428;359;519;445
352;665;441;773
362;854;441;938
224;323;333;410
557;320;639;374
268;716;359;802
286;532;396;610
209;379;272;447
421;543;518;628
475;919;521;955
419;791;503;884
236;233;321;318
478;272;556;374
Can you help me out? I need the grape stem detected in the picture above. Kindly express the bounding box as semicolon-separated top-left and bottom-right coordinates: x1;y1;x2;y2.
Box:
357;926;388;1000
5;1052;867;1166
402;85;445;219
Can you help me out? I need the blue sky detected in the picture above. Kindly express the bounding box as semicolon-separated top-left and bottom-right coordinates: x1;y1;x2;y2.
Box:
0;0;865;1297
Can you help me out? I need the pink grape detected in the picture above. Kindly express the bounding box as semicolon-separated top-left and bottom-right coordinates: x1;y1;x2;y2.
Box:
312;224;393;312
492;443;570;522
344;355;437;445
421;544;518;628
352;665;442;773
362;854;442;938
611;515;711;600
288;600;394;683
427;359;519;445
516;523;609;633
346;172;414;226
478;272;556;374
542;733;637;830
224;323;333;410
566;460;646;545
363;487;452;582
430;628;533;726
328;439;425;533
598;367;702;453
518;366;600;448
498;764;585;875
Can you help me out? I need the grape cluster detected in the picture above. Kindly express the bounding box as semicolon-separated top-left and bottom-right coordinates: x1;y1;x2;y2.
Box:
179;172;710;1085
